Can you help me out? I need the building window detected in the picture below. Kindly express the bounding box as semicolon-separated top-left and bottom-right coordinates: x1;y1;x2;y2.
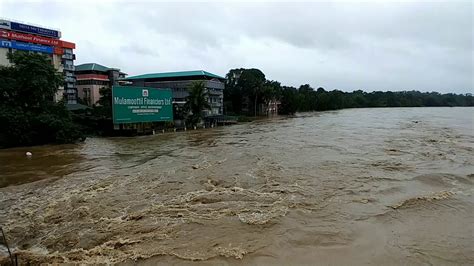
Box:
83;88;91;105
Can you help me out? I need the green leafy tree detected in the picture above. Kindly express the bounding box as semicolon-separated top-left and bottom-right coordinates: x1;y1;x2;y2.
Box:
239;69;266;116
279;86;298;115
97;86;112;108
224;68;266;116
0;52;63;107
185;81;210;126
0;51;84;147
262;80;282;103
224;68;245;114
173;103;188;120
223;67;473;117
297;84;317;111
94;86;112;118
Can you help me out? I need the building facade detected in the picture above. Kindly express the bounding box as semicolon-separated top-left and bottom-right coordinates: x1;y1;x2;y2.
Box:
0;19;77;104
123;70;226;116
75;63;127;106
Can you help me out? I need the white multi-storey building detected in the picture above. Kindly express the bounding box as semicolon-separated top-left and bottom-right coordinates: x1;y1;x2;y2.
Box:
0;18;77;104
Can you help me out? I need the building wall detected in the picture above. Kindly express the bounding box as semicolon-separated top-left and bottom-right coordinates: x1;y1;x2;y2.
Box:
76;84;103;106
62;48;77;104
141;79;225;115
54;86;65;102
108;69;121;86
75;66;126;106
76;74;110;106
52;54;65;102
0;48;11;66
76;84;86;102
52;54;62;70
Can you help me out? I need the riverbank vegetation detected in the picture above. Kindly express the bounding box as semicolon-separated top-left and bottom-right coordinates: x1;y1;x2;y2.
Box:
0;52;84;148
224;68;473;115
0;52;472;148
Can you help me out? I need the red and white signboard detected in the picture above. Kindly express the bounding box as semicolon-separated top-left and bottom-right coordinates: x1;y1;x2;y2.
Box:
54;47;64;55
61;40;75;49
0;29;75;49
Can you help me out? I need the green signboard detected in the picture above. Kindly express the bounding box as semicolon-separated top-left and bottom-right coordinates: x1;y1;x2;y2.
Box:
112;86;173;124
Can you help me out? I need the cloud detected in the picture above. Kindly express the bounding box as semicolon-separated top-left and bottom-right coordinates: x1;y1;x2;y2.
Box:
0;1;472;93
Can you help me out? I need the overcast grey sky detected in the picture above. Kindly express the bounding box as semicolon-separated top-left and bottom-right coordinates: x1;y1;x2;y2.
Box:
0;0;472;93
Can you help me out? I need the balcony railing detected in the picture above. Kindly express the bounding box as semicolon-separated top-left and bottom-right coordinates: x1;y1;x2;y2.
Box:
206;80;225;90
207;88;223;96
65;76;76;83
65;82;75;88
210;102;222;107
63;64;75;71
145;80;224;90
62;53;75;60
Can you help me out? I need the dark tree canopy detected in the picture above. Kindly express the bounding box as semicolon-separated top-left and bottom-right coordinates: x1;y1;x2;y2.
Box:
224;68;473;116
224;68;267;116
279;86;298;115
0;51;84;148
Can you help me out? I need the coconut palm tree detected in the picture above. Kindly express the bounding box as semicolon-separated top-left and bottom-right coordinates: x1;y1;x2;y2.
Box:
185;81;210;126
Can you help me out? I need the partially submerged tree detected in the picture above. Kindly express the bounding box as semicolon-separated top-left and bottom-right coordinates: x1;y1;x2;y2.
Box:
185;81;210;126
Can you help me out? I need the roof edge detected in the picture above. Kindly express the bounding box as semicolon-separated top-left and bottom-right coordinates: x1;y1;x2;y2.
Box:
124;70;226;81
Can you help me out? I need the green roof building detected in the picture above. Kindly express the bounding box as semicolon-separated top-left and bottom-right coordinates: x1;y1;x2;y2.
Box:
124;70;225;81
122;70;226;117
75;63;127;106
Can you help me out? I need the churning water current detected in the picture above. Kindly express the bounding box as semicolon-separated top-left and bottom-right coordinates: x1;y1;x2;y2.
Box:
0;107;473;265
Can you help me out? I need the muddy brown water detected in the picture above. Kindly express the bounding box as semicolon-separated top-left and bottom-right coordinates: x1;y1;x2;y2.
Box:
0;107;473;265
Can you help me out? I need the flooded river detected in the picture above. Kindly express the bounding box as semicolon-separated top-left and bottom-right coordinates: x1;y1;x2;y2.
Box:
0;107;473;265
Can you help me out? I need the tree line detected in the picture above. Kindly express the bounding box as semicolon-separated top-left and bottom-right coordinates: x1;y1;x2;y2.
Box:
224;68;473;115
0;53;472;148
